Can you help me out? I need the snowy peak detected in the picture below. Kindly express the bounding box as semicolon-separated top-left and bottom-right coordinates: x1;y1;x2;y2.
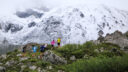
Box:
0;5;128;45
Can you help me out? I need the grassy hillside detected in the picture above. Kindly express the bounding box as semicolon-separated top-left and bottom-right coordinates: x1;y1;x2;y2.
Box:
0;41;128;72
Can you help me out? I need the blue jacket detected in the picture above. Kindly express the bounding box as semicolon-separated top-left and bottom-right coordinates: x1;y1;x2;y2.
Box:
40;45;45;51
32;46;37;53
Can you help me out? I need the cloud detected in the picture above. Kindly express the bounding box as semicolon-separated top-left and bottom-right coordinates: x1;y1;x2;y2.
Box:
0;0;37;16
0;0;128;17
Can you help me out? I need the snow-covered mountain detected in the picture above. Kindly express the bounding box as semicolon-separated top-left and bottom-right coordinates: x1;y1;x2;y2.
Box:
0;5;128;45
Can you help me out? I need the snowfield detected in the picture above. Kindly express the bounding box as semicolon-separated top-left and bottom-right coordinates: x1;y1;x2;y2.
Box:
0;5;128;45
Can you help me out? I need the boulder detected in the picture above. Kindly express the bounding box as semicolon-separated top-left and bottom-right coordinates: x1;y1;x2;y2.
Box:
37;67;42;72
21;65;27;69
83;54;89;59
0;66;5;72
5;60;15;66
20;57;29;61
43;51;67;64
70;56;76;61
5;62;10;66
94;49;100;53
99;47;104;52
17;53;22;57
47;66;52;70
1;54;7;59
58;70;65;72
29;66;37;70
0;63;3;65
20;65;27;72
104;31;128;49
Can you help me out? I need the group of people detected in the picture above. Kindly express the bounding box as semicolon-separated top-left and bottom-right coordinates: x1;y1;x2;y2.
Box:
22;38;61;58
51;38;61;49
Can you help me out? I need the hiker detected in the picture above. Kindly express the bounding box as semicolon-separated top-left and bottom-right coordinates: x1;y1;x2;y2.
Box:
32;45;38;57
22;45;27;57
57;38;61;47
51;40;55;50
40;44;48;59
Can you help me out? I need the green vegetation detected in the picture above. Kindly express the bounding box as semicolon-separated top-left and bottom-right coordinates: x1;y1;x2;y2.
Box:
23;67;38;72
50;41;128;72
62;54;128;72
53;41;123;60
0;41;128;72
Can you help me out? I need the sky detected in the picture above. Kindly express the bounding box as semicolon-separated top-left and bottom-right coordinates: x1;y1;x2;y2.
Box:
0;0;128;16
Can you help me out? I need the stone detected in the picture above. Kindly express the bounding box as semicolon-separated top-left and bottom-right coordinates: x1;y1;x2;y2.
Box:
58;70;65;72
20;65;27;72
20;57;29;61
94;49;100;53
37;56;40;59
29;66;37;70
47;66;52;70
0;66;6;72
83;54;89;59
1;54;7;59
100;47;104;52
0;63;3;65
5;60;15;66
70;56;76;61
43;51;67;64
21;65;27;69
37;67;42;72
17;54;22;57
42;69;47;72
5;62;10;66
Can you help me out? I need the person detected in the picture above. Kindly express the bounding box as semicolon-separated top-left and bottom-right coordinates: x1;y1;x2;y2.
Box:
40;44;47;59
51;40;55;50
22;45;27;57
32;45;38;57
57;38;61;47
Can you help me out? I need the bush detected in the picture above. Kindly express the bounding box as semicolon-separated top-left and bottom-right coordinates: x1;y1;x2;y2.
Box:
62;54;128;72
54;41;123;61
54;44;82;59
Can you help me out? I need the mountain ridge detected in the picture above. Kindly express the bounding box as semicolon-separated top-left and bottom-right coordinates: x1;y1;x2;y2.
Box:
0;5;128;45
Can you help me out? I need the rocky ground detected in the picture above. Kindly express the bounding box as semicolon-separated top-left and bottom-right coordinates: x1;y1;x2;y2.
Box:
0;30;128;72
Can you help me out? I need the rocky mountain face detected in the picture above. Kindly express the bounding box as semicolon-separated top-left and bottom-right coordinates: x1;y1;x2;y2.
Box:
105;31;128;50
95;30;128;52
16;9;43;18
0;5;128;45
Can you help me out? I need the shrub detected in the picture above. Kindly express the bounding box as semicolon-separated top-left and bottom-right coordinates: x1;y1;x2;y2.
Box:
54;41;122;60
62;54;128;72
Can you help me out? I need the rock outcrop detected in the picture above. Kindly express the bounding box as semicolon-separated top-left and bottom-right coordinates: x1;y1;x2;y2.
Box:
43;51;67;64
0;66;5;72
93;30;128;53
104;31;128;50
